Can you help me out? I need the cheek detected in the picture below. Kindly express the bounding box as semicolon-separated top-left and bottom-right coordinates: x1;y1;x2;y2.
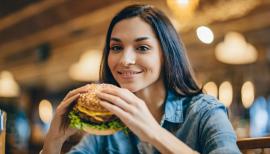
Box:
144;58;162;75
108;54;116;71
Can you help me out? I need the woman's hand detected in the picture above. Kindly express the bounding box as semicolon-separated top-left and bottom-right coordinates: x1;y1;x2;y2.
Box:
96;84;160;142
43;84;91;154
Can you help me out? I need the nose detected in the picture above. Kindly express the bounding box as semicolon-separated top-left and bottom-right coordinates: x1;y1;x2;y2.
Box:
119;47;136;66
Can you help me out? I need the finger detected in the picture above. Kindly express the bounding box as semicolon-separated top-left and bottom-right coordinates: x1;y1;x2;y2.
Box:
101;84;137;104
99;101;131;124
63;84;90;101
97;92;132;112
57;93;80;114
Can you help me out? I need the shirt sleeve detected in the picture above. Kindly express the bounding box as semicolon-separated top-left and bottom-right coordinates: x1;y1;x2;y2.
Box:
67;135;99;154
198;102;241;154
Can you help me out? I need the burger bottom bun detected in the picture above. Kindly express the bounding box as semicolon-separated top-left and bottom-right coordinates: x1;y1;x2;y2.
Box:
82;126;122;135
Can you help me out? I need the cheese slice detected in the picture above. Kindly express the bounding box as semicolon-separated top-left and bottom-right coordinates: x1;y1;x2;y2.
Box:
77;105;113;116
92;116;104;122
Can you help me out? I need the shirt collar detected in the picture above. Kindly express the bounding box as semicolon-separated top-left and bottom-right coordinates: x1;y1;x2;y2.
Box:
163;90;185;123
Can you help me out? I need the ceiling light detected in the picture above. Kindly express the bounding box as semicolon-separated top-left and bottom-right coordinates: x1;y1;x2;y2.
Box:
39;99;53;124
0;71;20;97
203;81;218;98
69;50;102;82
196;26;214;44
215;32;258;64
176;0;189;5
219;81;233;107
167;0;199;22
241;81;255;108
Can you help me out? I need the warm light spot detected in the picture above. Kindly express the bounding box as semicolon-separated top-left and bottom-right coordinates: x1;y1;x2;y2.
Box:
203;81;218;98
219;81;233;107
176;0;189;5
167;0;199;21
196;26;214;44
69;50;102;81
215;32;257;64
0;71;20;97
39;99;53;124
241;81;255;108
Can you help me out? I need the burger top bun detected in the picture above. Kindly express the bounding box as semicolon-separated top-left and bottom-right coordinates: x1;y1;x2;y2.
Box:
77;84;110;113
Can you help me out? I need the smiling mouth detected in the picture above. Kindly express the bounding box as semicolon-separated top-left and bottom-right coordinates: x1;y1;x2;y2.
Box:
117;71;143;79
117;71;143;75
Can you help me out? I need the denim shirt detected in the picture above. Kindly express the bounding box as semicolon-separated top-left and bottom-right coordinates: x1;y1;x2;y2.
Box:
68;90;241;154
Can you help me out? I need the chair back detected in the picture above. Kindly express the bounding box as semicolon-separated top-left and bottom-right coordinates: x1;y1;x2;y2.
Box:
237;137;270;154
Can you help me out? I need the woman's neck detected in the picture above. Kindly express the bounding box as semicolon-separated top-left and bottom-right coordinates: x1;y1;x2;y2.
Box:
135;78;166;122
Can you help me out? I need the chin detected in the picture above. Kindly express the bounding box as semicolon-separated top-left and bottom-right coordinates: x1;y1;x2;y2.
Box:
118;83;143;93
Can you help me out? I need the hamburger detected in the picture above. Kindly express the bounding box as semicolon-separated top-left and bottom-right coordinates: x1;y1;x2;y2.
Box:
68;84;126;135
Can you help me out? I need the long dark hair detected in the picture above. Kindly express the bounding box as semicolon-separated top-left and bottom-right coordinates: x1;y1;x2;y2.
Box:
99;4;202;96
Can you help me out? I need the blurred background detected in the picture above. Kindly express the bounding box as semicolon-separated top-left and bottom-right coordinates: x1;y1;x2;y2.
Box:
0;0;270;153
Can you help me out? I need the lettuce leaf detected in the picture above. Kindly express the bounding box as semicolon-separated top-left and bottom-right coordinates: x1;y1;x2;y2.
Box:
68;111;127;132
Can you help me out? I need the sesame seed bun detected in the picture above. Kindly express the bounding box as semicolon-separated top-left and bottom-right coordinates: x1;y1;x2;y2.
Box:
68;84;126;135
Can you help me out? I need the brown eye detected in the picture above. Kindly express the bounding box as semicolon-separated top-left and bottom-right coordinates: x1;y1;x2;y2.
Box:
137;45;150;53
110;45;123;52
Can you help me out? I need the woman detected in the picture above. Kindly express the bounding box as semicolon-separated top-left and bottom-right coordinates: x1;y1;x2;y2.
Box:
42;4;241;154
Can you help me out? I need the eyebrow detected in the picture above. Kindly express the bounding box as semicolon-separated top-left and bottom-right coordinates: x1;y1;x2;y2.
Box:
110;37;121;42
135;37;150;42
110;37;150;42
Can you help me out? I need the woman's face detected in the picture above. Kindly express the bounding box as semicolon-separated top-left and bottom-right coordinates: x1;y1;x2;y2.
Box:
108;17;164;92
